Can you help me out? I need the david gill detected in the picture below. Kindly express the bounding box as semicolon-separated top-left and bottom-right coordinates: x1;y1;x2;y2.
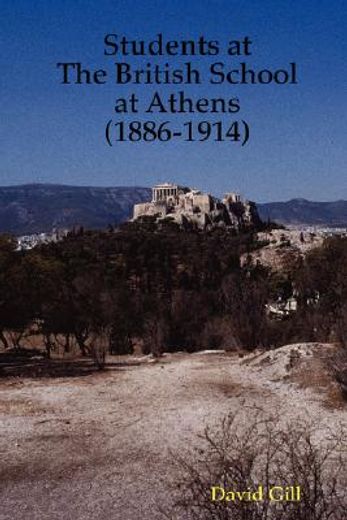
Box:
211;485;301;502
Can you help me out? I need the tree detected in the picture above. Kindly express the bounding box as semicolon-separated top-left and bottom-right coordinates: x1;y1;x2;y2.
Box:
221;265;270;349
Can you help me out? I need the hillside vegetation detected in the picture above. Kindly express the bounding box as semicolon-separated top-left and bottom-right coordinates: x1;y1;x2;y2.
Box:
0;222;346;366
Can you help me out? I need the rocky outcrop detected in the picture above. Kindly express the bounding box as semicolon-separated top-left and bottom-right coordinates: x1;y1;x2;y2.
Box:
133;183;262;231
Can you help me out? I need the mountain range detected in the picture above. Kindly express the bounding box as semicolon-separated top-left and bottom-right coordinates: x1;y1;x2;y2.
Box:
0;184;346;235
0;184;151;235
258;198;347;228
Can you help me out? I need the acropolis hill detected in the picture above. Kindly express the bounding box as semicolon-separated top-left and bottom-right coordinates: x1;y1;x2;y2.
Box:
133;183;262;231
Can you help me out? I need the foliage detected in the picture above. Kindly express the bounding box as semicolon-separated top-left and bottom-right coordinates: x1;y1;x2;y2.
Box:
0;228;346;367
164;409;347;520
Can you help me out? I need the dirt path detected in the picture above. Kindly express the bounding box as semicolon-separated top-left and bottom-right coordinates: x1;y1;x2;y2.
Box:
0;347;346;520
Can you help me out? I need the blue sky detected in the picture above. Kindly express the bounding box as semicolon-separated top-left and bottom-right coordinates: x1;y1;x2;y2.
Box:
1;0;346;201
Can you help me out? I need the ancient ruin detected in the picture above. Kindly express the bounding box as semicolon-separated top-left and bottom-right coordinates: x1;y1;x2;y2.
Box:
133;183;261;231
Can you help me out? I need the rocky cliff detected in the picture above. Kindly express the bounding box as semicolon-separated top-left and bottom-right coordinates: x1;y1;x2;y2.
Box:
133;184;262;231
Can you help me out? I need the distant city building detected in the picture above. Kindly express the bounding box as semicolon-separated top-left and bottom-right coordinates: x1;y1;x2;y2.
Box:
16;229;68;251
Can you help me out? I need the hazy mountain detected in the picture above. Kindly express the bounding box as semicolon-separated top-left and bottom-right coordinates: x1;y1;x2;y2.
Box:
0;184;151;235
0;185;346;235
258;199;347;227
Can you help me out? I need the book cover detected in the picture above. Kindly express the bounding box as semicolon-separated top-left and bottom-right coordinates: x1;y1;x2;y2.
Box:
1;1;346;519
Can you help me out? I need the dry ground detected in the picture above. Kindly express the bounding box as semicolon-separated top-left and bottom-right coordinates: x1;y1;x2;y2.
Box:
0;344;346;520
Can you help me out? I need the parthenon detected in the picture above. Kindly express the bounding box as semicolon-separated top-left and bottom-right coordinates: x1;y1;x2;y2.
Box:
152;183;179;202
